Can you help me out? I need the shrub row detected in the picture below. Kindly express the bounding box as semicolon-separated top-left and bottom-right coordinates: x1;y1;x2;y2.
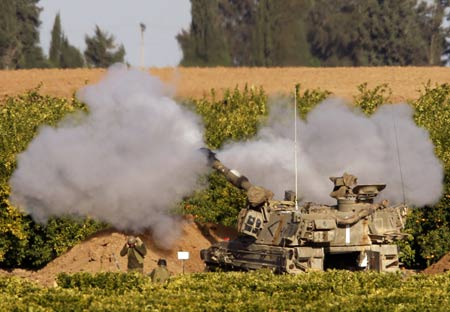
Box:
1;270;450;311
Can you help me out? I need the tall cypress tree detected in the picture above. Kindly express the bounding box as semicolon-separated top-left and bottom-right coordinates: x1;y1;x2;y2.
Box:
59;36;84;68
177;0;231;66
49;12;62;67
48;13;84;68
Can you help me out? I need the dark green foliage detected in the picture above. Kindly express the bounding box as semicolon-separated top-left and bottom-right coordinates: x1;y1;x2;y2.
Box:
49;13;84;68
49;13;62;66
308;0;449;66
179;0;450;67
0;0;49;69
59;36;84;68
255;0;317;66
180;0;318;66
177;0;231;66
84;25;125;68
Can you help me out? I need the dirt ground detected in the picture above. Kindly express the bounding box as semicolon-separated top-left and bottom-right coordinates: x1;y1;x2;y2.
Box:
1;67;450;102
0;217;237;287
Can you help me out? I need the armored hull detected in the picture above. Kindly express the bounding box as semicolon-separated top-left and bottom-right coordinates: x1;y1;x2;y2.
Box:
200;149;408;273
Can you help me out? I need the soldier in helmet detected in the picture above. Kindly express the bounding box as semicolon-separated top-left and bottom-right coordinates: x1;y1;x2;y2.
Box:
120;235;147;273
149;258;170;284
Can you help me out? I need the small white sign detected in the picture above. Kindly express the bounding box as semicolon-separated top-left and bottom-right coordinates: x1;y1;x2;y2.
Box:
177;251;190;260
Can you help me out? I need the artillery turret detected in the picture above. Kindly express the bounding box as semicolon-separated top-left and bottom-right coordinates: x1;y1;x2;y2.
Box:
200;149;408;273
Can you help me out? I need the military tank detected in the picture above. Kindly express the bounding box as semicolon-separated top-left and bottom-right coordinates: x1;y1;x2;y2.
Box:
200;148;408;273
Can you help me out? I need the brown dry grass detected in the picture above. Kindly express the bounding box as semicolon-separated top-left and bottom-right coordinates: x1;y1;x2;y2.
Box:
1;67;450;102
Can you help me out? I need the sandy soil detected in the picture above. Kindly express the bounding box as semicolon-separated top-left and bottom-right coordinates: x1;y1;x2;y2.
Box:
0;218;236;287
1;67;450;102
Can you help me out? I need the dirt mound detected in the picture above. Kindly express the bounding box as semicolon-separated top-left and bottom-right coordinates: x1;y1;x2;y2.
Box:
423;252;450;275
0;219;236;287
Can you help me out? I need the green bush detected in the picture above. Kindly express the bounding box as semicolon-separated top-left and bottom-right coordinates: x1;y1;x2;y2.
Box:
194;85;268;149
0;89;105;269
295;83;331;119
353;82;392;115
1;271;450;311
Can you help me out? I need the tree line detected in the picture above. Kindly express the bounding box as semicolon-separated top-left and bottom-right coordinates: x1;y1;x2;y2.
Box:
177;0;450;66
0;0;125;69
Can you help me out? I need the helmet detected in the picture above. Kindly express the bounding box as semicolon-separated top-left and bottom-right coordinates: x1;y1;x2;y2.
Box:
157;258;167;266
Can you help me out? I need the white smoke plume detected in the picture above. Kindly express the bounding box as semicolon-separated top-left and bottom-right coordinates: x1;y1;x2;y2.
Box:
9;65;209;247
218;98;443;207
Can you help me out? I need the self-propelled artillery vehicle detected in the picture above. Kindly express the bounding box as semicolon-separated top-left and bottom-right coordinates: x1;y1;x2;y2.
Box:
200;149;408;273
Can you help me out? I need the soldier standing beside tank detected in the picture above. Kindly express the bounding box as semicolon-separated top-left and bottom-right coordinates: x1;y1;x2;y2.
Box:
149;258;170;283
120;236;147;273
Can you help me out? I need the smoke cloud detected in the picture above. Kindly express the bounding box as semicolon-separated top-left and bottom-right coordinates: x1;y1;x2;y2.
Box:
9;65;209;247
218;98;443;207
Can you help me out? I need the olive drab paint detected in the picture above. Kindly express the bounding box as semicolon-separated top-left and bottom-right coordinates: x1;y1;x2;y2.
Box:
200;149;408;273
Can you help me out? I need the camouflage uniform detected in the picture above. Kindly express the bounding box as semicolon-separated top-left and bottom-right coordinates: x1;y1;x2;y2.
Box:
149;259;170;283
120;236;147;273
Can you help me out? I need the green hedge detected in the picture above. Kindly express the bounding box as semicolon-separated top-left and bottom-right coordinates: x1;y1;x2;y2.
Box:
0;271;450;311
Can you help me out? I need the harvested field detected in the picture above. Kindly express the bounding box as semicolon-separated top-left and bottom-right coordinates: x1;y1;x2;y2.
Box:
1;67;450;102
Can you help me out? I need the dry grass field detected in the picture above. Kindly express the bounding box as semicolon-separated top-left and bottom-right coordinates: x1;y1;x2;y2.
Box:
1;67;450;102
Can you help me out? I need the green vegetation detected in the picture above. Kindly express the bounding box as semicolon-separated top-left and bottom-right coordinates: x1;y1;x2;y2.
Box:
406;83;450;267
48;13;84;68
0;89;105;268
1;82;450;270
84;25;126;68
1;271;450;311
179;0;450;66
353;83;392;116
0;0;49;69
0;2;124;69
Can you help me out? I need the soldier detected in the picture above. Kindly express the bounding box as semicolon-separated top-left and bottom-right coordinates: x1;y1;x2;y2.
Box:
149;258;170;283
120;235;147;273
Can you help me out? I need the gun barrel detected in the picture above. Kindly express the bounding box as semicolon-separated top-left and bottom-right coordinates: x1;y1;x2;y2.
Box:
201;148;252;191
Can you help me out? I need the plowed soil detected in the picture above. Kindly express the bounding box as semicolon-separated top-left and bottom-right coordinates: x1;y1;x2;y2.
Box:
1;66;450;285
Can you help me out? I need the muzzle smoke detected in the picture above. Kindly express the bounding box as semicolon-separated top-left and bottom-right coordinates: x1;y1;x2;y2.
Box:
218;98;443;206
9;65;209;247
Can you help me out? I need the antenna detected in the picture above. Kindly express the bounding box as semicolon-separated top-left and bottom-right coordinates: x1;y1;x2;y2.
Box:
294;85;299;210
139;23;146;69
391;106;406;204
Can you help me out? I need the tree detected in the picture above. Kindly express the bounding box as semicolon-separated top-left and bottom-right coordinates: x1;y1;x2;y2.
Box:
84;25;125;68
307;0;450;66
59;36;84;68
416;0;450;65
177;0;231;66
48;13;62;66
178;0;317;67
0;0;49;69
48;13;84;68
